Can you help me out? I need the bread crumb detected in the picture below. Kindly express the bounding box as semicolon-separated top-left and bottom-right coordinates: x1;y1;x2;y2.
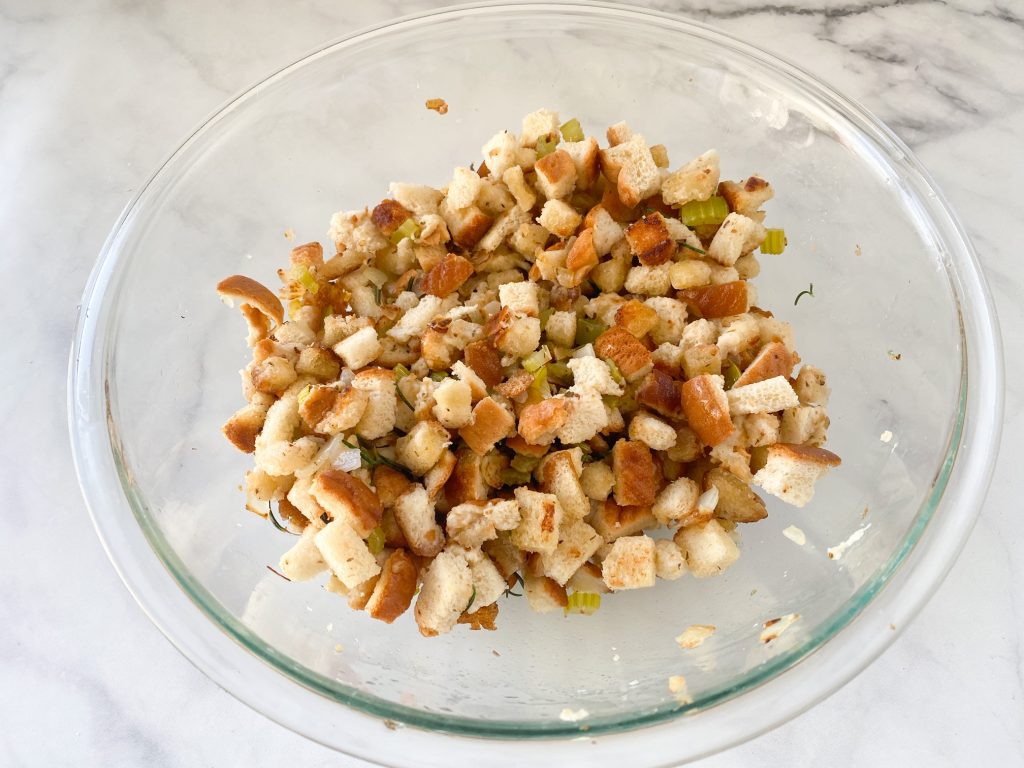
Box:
425;98;449;114
559;707;589;722
668;675;693;704
334;643;344;653
675;624;716;649
782;525;806;546
827;524;870;560
284;228;295;241
760;612;800;643
880;430;893;443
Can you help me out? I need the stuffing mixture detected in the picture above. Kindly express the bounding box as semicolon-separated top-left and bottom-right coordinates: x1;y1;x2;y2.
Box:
216;109;840;637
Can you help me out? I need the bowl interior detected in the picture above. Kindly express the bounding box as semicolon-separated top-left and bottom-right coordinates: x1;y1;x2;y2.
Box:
98;5;962;737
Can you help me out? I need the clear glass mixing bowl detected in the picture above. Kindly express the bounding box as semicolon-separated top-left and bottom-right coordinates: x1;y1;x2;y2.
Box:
68;3;1003;765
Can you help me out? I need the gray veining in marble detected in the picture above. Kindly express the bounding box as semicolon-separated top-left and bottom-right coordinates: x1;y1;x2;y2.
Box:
2;0;1021;765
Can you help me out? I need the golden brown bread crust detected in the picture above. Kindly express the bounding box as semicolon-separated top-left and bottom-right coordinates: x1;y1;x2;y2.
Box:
636;369;685;420
373;465;414;508
457;602;499;631
505;435;549;457
420;252;475;298
594;326;653;381
216;274;284;325
590;498;655;539
614;299;659;339
771;443;842;467
312;469;384;536
239;303;271;347
460;397;515;455
371;199;413;236
612;440;658;507
379;507;409;548
625;213;676;266
445;448;489;506
463;340;504;388
535;149;576;189
365;549;418;623
680;374;734;447
450;206;493;249
734;341;794;388
494;369;534;400
289;241;324;269
677;281;749;319
298;386;336;430
517;399;570;445
599;185;638;223
222;403;266;453
565;228;598;285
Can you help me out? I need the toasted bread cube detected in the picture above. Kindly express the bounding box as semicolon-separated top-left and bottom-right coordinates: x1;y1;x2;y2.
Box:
561;137;600;190
446;498;521;548
254;394;320;476
461;396;515;455
567;357;623;397
606;120;634;146
670;260;713;290
222;401;269;453
395;420;451;476
681;343;722;379
351;368;397;440
707;213;766;267
563;228;598;286
373;465;414;509
421;252;476;298
580;461;615;501
540;450;590;520
250;356;297;396
517;397;571;446
524;568;568;613
594;326;653;382
718;176;774;216
614;298;659;338
675;519;739;578
389;182;443;215
537;199;582;238
278;526;327;582
655;539;688;580
556;388;609;444
742;411;782;447
482;530;525;582
602;535;656;590
717;315;760;360
636;368;686;420
628;412;677;451
734;341;794;388
667;425;702;463
388;295;443;343
431;378;473;429
332;326;381;371
677;280;750;319
393;484;445;557
545;310;577;347
414;548;473;637
482;130;523;176
463;549;508;609
680;318;717;349
498;280;540;317
704;467;768;523
371;199;412;237
511;488;563;554
612;136;661;207
779;405;829;446
364;549;418;624
501;165;538;213
651;343;685;376
590;239;631;293
727;375;799;415
625;213;676;266
328;208;388;254
752;443;841;507
540;518;603;585
680;374;733;447
612;439;658;507
439;198;493;250
478;206;530;252
649;144;670;168
793;365;831;406
423;449;457;500
535;149;578;200
510;221;549;258
735;253;760;279
624;264;672;296
311;469;384;537
295;346;340;382
447;166;483;209
644;297;688;345
660;149;720;206
584;204;625;256
651;477;702;526
315;520;381;590
521;109;560;147
589;498;656;541
449;360;487;403
496;315;542;357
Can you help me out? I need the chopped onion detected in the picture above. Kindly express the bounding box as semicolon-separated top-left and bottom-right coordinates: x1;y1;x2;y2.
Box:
696;486;719;513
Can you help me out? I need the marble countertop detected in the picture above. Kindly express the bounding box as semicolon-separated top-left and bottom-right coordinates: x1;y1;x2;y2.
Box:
3;0;1021;765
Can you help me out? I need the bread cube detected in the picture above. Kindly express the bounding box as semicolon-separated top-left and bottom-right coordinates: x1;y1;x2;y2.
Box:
510;488;563;554
660;149;720;206
537;199;582;237
628;411;677;451
539;518;603;585
602;535;657;590
315;520;381;590
674;519;739;578
278;526;327;581
414;548;473;637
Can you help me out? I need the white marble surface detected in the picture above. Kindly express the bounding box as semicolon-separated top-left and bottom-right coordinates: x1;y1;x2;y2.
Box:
2;0;1021;765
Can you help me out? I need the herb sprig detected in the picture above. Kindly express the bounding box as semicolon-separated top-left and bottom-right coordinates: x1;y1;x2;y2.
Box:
794;283;814;305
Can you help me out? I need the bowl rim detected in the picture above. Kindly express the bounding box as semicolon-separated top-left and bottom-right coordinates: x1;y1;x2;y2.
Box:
68;1;1004;764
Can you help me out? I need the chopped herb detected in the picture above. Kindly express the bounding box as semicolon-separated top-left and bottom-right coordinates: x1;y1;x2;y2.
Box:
679;196;729;227
266;565;291;581
794;283;814;305
723;361;741;390
888;350;902;361
760;228;787;255
503;573;525;598
465;585;477;613
560;118;584;143
267;502;295;535
371;282;382;305
679;241;706;255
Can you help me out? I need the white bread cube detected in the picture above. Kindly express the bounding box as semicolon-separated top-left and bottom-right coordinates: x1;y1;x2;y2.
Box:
651;342;685;374
498;280;540;317
534;149;578;200
510;221;549;258
351;368;397;440
628;411;677;451
567;357;623;397
315;520;381;589
755;315;795;353
446;498;521;548
587;205;624;256
735;253;760;279
660;149;720;206
537;199;582;238
742;411;782;447
521;108;560;147
395;420;451;476
328;209;388;254
477;206;529;252
727;375;799;415
481;130;521;177
446;166;483;209
414;548;473;637
675;519;740;578
331;326;381;370
539;518;603;585
793;365;831;406
460;397;515;455
589;499;657;541
511;488;563;554
556;387;609;444
278;526;327;581
432;378;473;428
644;297;688;344
752;443;841;507
590;239;631;293
655;539;688;580
545;310;577;347
560;137;600;190
450;360;487;402
613;136;662;207
602;535;657;590
624;263;672;296
502;165;538;212
580;461;615;501
464;548;508;608
423;448;457;500
524;568;568;613
680;318;718;349
707;213;766;267
651;477;701;526
495;315;541;357
540;450;590;520
780;405;829;446
254;395;320;476
322;314;372;347
719;176;774;216
477;176;517;216
388;295;443;343
716;315;760;358
389;182;443;215
566;561;610;594
606;120;634;146
393;484;445;557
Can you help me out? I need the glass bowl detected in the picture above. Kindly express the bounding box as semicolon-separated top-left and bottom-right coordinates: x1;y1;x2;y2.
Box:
68;2;1003;765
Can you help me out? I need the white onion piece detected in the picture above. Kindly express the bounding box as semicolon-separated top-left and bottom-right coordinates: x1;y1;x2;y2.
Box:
334;448;362;472
696;486;719;513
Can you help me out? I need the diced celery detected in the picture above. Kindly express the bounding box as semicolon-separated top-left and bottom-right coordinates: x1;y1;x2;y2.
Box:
500;468;532;486
297;384;313;406
288;298;302;316
723;361;741;390
539;307;553;329
523;346;552;373
536;133;559;158
560;118;584;143
429;371;449;382
298;267;319;295
510;453;541;474
760;228;787;255
547;361;572;384
574;317;607;346
366;526;385;555
679;196;730;227
393;364;411;380
564;591;601;616
606;359;625;385
389;217;420;245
